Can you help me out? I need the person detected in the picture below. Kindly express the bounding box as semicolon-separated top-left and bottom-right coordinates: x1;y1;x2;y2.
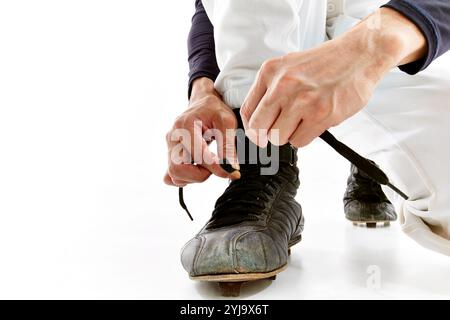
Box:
164;0;450;296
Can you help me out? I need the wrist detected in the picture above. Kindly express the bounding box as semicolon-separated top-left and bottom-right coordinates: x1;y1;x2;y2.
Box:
373;8;426;65
337;8;427;79
189;77;220;104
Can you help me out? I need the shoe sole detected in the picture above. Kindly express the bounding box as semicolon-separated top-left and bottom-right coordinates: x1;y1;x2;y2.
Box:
190;264;287;283
349;220;391;228
189;235;302;297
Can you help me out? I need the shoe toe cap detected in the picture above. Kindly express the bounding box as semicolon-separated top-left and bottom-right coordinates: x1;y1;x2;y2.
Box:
181;228;286;277
234;231;286;273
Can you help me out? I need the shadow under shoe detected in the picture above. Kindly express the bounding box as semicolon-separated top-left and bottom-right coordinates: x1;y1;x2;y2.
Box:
344;163;397;227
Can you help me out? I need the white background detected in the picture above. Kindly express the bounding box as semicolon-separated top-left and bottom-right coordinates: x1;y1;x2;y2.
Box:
1;1;450;299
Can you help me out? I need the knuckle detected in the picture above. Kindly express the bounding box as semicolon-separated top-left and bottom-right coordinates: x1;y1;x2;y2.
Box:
260;60;271;74
295;90;313;104
276;73;298;91
202;94;218;105
261;58;277;75
180;115;197;132
217;111;237;128
174;111;199;130
313;102;333;121
173;116;185;129
240;106;250;120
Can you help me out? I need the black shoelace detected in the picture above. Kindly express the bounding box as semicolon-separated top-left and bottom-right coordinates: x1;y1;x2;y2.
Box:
319;131;408;199
206;164;296;229
178;130;408;221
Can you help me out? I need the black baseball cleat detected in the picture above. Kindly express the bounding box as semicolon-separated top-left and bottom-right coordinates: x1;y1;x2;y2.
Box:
344;163;397;228
180;110;303;297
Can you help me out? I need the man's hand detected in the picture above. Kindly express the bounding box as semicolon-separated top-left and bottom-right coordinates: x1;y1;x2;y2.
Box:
164;77;239;187
241;8;427;148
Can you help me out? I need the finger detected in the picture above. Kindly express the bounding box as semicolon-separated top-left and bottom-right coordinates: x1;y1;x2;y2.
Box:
163;172;176;186
171;126;234;180
169;118;216;166
168;164;212;184
189;132;233;179
241;82;267;131
164;172;188;187
169;117;238;180
167;141;213;183
184;120;217;165
246;92;282;147
268;105;302;146
178;139;231;180
289;120;327;148
165;134;191;187
241;60;277;130
212;111;239;171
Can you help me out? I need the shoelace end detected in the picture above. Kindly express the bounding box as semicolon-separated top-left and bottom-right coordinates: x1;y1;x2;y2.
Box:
320;130;410;200
179;187;194;221
387;182;409;200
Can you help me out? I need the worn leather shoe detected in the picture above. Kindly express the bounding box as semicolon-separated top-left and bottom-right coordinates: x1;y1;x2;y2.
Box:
180;111;303;296
344;163;397;227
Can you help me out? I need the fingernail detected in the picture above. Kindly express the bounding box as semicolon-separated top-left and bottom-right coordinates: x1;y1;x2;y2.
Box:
245;128;258;143
231;162;240;171
256;129;269;148
259;136;269;148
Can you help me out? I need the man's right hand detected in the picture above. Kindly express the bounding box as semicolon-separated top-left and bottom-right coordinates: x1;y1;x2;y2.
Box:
164;78;240;187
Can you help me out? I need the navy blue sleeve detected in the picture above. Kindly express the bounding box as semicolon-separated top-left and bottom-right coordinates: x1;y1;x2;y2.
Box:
382;0;450;74
187;0;220;98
